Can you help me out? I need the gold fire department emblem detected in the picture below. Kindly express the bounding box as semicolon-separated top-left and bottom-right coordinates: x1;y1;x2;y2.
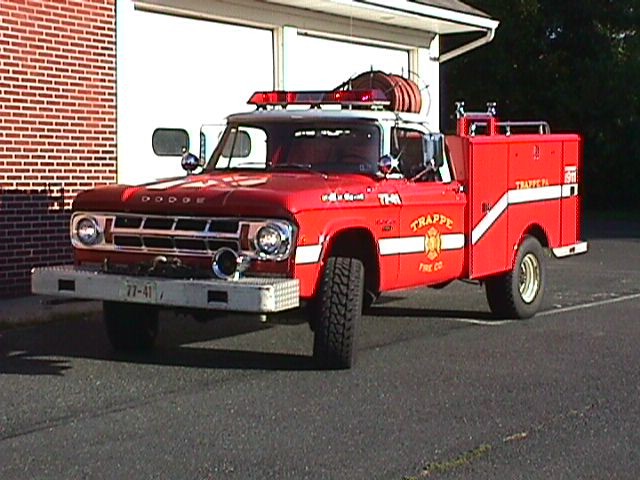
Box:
424;227;441;260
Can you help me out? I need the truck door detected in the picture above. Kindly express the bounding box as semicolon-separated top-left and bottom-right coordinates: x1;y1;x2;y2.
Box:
389;127;466;289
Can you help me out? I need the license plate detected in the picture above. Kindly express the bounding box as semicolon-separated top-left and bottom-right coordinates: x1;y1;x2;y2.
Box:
120;280;157;303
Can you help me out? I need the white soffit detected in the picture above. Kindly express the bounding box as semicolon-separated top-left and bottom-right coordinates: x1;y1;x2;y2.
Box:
262;0;499;34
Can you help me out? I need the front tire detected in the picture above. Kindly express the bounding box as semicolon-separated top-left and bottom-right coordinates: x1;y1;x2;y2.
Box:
103;301;159;352
312;257;364;369
485;236;546;319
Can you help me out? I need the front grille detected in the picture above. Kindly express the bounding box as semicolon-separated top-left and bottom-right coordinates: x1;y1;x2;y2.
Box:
143;237;174;249
143;218;174;230
174;238;207;251
114;216;142;228
208;239;239;251
209;220;239;233
109;214;241;256
176;219;208;231
114;235;143;247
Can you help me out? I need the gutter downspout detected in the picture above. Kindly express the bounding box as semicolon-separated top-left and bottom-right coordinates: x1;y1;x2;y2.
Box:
438;27;496;63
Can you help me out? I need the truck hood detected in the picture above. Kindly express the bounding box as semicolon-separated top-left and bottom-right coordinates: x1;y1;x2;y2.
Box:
73;171;379;218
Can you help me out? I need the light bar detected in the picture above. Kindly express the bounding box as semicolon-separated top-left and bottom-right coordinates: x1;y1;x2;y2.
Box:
248;89;389;107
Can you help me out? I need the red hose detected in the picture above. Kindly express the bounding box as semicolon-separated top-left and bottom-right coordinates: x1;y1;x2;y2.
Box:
336;71;422;113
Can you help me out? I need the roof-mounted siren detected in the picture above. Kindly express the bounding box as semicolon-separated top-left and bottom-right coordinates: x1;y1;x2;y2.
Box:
247;89;390;109
456;101;499;136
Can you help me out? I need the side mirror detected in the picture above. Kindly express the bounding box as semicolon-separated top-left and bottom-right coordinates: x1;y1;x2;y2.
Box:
152;128;190;156
423;134;445;169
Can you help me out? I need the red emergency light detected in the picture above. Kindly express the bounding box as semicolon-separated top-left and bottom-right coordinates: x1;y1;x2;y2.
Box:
248;89;389;107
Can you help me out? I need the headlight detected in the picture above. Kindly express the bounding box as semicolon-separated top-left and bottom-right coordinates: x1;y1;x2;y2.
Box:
255;223;291;257
76;217;102;246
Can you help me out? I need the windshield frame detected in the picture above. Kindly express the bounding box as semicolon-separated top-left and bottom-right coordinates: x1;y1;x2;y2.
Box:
203;118;383;177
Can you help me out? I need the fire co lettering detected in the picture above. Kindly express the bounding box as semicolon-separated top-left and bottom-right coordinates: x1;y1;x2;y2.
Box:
420;261;443;273
410;213;454;232
410;213;455;274
515;178;549;189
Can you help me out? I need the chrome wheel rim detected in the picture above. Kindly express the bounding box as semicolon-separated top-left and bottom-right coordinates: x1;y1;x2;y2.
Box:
519;253;540;304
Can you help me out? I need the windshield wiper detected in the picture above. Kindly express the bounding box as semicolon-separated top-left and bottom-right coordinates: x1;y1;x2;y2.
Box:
270;163;314;171
270;163;329;177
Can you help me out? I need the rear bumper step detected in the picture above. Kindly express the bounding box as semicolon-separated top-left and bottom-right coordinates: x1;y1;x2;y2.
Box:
552;241;588;258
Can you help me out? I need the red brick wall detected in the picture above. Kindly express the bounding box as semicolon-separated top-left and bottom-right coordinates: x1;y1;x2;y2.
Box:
0;0;116;298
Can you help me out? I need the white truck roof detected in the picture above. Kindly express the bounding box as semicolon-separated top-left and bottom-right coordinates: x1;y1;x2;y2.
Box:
227;108;436;130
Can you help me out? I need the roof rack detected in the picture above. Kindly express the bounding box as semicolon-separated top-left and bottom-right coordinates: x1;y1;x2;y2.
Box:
455;102;551;136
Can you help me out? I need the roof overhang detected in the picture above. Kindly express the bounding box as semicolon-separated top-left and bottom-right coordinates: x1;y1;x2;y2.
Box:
134;0;499;62
263;0;499;35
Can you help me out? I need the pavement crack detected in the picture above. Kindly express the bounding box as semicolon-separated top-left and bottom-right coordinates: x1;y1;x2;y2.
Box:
403;400;603;479
0;369;264;443
404;444;492;478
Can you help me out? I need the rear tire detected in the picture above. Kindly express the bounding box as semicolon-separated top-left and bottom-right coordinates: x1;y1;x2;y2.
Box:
312;257;364;369
103;301;159;352
485;236;546;319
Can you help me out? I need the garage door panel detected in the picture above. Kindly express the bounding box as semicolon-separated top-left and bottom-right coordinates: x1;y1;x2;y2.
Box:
118;7;274;184
288;34;409;90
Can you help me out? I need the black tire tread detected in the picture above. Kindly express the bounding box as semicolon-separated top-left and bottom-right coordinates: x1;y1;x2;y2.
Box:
313;257;364;369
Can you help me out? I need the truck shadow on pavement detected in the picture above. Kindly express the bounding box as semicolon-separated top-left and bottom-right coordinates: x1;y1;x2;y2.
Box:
118;346;316;371
0;313;316;376
366;305;496;321
1;301;500;376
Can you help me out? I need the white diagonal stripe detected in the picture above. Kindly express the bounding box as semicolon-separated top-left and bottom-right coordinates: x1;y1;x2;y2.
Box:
471;192;509;245
472;184;577;245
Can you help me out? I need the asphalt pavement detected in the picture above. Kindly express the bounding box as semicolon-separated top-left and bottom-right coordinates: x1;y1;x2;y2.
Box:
0;295;100;330
1;217;639;479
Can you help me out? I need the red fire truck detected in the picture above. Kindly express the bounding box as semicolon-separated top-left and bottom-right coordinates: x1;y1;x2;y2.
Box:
32;76;587;368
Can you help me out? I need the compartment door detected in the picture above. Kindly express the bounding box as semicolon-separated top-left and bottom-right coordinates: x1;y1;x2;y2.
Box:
468;140;509;279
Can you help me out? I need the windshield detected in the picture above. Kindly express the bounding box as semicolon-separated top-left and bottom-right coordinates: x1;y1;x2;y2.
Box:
205;121;381;175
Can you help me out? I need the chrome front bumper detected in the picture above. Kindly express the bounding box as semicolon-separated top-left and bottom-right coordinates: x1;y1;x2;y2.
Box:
31;265;300;313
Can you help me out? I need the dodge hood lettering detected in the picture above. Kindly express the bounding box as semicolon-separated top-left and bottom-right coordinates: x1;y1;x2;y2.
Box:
72;171;379;217
140;195;206;204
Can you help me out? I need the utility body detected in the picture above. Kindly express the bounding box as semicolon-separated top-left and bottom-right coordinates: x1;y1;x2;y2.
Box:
32;83;587;368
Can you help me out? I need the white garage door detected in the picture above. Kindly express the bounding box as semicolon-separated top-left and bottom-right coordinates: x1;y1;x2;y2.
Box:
287;34;410;91
117;6;274;184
